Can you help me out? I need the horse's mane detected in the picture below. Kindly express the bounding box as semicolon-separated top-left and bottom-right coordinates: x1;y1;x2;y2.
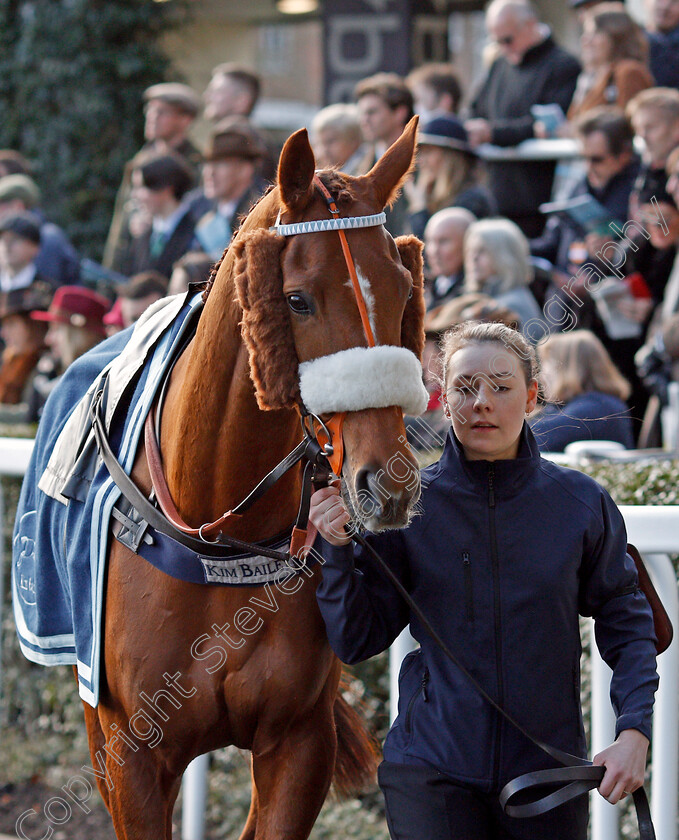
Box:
202;170;358;304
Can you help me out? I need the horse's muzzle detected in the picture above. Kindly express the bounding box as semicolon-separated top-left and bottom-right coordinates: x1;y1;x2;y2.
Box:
350;463;421;532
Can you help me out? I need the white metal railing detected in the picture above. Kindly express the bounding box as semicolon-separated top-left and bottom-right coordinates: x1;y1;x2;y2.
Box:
0;438;676;840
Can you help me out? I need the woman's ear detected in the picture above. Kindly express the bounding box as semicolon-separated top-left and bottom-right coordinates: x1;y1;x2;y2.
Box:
525;378;539;415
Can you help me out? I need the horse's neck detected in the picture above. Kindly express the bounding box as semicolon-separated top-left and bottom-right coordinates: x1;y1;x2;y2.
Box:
159;281;301;540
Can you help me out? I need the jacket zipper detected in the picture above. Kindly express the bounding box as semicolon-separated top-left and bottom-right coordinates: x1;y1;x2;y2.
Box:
404;667;429;734
488;463;504;786
462;551;474;622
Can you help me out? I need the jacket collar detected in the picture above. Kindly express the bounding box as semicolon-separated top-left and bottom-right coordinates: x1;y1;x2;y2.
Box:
433;422;541;498
517;32;554;67
589;158;640;204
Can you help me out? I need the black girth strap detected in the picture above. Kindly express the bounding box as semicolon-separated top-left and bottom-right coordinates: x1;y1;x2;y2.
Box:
350;530;656;839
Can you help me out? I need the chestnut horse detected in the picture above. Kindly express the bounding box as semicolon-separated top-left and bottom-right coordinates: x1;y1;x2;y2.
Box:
82;118;425;839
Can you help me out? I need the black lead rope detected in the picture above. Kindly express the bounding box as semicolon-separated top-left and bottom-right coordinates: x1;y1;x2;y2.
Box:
350;530;656;839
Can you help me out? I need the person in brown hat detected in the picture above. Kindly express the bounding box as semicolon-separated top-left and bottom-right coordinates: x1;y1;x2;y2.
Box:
0;281;52;405
193;118;268;260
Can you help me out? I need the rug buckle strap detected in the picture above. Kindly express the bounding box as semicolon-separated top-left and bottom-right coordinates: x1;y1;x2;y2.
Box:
111;501;154;553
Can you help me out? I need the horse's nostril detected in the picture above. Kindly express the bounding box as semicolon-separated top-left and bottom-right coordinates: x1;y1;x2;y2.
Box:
355;468;392;522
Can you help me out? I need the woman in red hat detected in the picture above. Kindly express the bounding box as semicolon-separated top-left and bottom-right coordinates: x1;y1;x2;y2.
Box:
26;285;110;420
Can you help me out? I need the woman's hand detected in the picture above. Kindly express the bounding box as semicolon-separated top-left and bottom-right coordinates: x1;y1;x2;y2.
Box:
593;729;649;804
464;118;492;147
309;481;352;546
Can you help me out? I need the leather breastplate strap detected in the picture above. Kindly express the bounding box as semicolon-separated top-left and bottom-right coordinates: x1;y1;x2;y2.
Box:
143;406;324;542
91;389;291;561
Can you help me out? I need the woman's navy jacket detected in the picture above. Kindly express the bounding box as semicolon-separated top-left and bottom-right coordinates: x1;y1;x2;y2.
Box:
315;425;658;792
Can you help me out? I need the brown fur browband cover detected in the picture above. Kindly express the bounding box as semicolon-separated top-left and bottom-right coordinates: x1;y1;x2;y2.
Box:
233;228;302;410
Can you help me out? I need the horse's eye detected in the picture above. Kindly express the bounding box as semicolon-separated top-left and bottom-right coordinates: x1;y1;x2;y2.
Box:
407;285;414;300
286;293;313;315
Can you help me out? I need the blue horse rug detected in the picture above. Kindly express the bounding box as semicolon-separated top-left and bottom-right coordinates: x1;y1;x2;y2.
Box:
12;291;204;706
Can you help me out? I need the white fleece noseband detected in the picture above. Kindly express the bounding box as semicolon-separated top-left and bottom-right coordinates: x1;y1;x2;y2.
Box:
299;346;429;417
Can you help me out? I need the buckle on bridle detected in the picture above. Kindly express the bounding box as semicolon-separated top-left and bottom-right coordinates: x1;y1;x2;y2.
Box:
301;411;334;458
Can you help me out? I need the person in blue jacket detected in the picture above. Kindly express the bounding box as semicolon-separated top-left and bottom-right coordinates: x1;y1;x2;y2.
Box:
309;321;657;840
530;329;635;452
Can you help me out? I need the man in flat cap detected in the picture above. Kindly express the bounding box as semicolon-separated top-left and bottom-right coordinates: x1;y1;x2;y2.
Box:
0;212;46;295
104;81;202;273
0;174;80;287
142;83;203;168
193;119;268;260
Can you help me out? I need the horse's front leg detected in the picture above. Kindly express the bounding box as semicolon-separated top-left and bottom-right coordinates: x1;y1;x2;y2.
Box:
104;736;180;840
250;669;340;840
238;772;259;840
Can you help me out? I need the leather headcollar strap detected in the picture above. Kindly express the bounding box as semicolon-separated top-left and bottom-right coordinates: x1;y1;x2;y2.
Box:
299;175;382;479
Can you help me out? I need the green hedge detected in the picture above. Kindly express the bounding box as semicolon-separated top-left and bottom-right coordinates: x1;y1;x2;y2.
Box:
0;0;184;258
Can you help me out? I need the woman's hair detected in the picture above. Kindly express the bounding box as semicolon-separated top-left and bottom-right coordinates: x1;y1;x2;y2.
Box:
464;218;534;294
538;330;631;403
425;148;477;215
586;3;649;64
440;321;538;394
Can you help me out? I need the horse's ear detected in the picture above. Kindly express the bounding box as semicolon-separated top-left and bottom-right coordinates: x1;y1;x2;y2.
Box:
396;235;426;363
233;229;302;410
361;116;419;210
278;128;316;211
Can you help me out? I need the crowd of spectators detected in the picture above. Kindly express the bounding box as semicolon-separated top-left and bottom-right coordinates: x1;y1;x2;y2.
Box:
0;0;678;451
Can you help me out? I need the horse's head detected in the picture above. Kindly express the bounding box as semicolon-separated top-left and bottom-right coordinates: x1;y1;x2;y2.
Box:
233;118;427;532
